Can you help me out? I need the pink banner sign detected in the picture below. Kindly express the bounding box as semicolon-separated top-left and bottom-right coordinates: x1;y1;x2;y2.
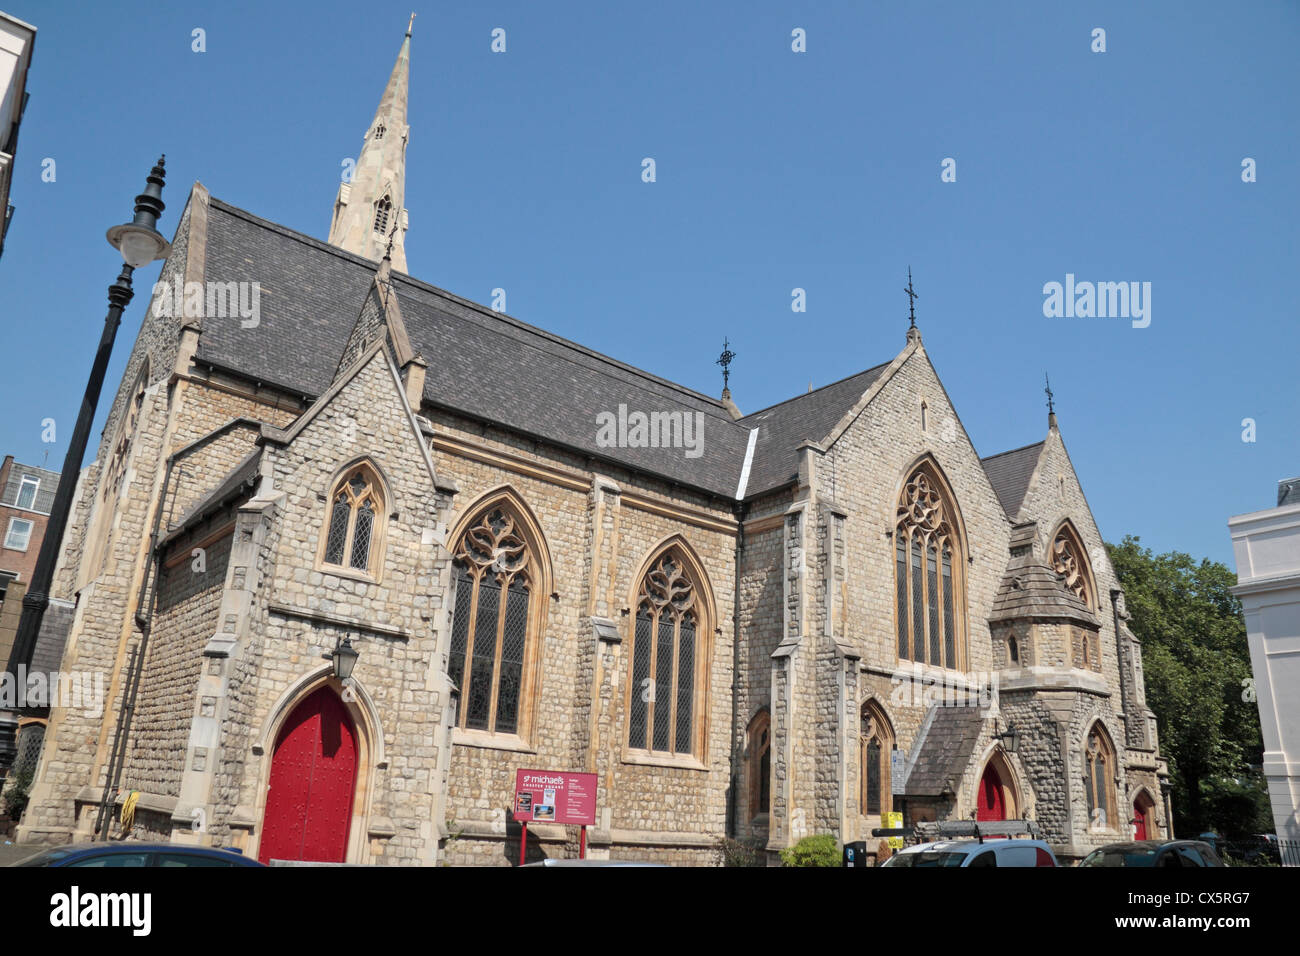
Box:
513;769;598;826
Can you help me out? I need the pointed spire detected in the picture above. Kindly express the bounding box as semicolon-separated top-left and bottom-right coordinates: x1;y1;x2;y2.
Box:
328;24;414;271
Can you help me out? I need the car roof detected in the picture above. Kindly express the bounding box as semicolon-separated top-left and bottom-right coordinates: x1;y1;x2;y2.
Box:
897;839;1047;854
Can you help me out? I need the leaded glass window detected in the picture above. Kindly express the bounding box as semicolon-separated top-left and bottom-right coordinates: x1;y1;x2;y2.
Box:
322;467;382;574
1085;726;1116;830
860;703;894;817
1051;523;1094;608
894;467;962;668
627;552;701;757
448;507;534;735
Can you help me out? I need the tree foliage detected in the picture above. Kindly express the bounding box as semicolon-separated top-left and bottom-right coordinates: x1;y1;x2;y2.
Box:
1106;536;1262;835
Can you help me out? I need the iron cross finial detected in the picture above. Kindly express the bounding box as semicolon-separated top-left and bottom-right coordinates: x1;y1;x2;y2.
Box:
904;267;919;329
1045;373;1055;415
716;337;737;393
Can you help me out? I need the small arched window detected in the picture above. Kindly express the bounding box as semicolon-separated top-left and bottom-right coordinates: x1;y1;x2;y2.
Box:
373;195;392;234
1084;724;1116;830
861;701;895;816
1051;521;1095;609
627;548;708;758
895;464;964;669
322;465;384;574
747;710;771;819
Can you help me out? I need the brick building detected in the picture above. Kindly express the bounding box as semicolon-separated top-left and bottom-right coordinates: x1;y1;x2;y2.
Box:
16;27;1169;864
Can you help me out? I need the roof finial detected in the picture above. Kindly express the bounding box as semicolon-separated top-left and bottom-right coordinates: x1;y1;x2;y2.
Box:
904;267;921;343
1045;373;1058;429
406;11;416;37
716;337;737;399
905;266;918;329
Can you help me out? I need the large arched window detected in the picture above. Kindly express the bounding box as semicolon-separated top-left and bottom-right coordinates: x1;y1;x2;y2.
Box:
448;504;541;736
894;464;963;669
860;701;895;817
1051;521;1095;609
626;545;710;759
1084;723;1117;831
321;464;385;575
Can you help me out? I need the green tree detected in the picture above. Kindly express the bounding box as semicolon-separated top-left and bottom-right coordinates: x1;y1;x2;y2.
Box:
1107;536;1262;835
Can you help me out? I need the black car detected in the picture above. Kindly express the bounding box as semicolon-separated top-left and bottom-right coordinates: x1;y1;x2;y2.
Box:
12;842;264;867
1079;840;1223;867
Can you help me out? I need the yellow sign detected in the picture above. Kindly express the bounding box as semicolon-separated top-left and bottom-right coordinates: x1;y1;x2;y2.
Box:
885;811;904;849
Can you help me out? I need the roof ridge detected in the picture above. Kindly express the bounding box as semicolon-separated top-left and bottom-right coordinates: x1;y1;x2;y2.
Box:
738;360;893;421
981;439;1045;463
206;195;736;416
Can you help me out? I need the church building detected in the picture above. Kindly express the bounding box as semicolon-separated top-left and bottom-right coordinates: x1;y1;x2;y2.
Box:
17;27;1170;864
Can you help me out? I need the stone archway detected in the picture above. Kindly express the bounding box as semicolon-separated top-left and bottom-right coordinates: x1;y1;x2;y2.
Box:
975;750;1019;821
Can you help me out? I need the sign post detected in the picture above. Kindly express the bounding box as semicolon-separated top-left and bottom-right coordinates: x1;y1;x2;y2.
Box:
513;768;598;864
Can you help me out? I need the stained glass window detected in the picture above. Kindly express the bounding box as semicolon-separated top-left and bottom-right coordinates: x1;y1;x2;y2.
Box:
860;703;894;817
627;552;702;757
1051;523;1094;608
448;506;534;735
894;467;962;669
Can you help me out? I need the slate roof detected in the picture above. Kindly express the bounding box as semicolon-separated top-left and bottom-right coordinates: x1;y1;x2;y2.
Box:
989;554;1100;626
1;462;61;514
905;705;987;796
737;364;891;495
980;442;1044;519
193;197;897;501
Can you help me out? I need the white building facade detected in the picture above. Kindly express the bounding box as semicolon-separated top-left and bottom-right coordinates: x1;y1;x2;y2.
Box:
1229;478;1300;863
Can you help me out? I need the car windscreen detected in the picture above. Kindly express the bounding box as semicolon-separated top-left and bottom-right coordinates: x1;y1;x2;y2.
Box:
884;850;968;867
1080;847;1158;867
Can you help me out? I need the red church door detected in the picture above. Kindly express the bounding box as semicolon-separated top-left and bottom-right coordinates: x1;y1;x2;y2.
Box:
977;764;1006;821
259;686;358;864
1133;795;1152;840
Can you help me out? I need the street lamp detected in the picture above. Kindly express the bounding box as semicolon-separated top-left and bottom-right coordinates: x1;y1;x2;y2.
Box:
995;720;1021;754
332;638;359;682
2;158;169;772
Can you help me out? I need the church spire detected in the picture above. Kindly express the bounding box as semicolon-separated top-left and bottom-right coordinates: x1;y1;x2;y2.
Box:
328;23;413;271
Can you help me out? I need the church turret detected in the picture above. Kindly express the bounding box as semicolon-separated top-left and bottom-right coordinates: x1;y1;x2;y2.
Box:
328;18;414;271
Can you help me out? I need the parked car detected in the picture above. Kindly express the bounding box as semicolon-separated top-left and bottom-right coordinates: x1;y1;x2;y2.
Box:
881;838;1058;867
12;842;264;867
1079;840;1223;867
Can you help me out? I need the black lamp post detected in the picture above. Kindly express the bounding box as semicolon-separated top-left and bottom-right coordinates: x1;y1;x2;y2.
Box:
2;157;169;717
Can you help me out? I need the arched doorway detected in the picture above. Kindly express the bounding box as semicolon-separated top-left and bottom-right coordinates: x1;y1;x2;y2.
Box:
1133;791;1155;840
976;751;1018;822
259;685;358;864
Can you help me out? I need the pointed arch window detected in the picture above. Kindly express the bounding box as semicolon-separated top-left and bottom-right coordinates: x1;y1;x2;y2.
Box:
321;465;385;575
1084;724;1116;830
860;702;895;816
373;122;386;141
373;195;392;235
627;550;707;758
747;710;771;819
895;467;963;669
1051;523;1095;609
448;506;538;736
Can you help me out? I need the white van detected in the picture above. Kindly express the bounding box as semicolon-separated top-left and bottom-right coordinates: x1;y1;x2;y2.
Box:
881;838;1058;867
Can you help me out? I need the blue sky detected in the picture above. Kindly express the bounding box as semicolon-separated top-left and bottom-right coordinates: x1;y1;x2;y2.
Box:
1;0;1296;567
